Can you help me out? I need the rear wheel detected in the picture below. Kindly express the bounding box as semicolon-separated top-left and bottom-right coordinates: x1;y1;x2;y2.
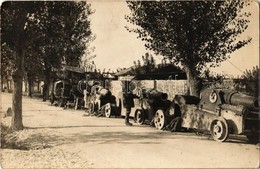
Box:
134;109;145;125
104;103;112;118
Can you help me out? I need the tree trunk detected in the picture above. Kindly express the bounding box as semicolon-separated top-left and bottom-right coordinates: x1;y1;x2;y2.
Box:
37;80;40;93
12;49;24;130
24;78;28;93
184;65;200;97
7;79;10;92
43;63;51;101
43;74;50;101
28;77;33;97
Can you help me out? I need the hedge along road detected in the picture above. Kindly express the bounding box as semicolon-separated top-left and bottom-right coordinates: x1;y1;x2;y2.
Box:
1;93;259;168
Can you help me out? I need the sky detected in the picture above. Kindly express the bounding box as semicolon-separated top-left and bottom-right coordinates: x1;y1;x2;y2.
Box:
88;0;259;77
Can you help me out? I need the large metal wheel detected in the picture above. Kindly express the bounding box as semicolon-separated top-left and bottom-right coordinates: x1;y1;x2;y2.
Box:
134;109;145;125
154;109;166;130
104;103;112;118
210;118;229;142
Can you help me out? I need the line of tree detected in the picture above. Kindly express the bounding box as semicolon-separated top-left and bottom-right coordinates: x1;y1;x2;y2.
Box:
238;65;259;97
126;0;252;96
130;52;187;80
1;1;94;130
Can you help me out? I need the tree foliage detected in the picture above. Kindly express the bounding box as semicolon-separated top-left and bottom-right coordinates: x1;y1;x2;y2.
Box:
239;65;259;96
126;0;251;96
132;52;156;75
34;2;94;100
130;53;186;80
1;44;15;92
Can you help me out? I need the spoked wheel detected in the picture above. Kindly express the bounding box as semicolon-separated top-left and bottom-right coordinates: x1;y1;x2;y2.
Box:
104;103;112;118
134;109;145;125
210;118;229;142
154;109;166;130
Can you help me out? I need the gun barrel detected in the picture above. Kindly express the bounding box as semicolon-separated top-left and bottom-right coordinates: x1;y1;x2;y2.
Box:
143;89;168;101
224;92;259;109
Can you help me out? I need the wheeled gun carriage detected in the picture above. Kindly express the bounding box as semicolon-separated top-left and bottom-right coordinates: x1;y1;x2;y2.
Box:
133;88;174;130
86;85;119;117
50;66;86;108
171;88;260;142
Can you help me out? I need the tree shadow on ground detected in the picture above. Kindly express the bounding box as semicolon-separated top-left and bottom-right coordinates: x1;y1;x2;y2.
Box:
24;124;257;148
26;126;175;146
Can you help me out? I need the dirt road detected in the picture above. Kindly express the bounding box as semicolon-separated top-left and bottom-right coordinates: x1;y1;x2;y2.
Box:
1;93;259;168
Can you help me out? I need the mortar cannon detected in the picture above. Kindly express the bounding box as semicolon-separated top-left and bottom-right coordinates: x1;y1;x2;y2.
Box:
142;88;168;103
171;88;260;143
87;85;117;117
222;91;259;109
134;88;173;130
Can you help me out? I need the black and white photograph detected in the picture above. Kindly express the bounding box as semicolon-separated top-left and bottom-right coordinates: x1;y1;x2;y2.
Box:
0;0;259;168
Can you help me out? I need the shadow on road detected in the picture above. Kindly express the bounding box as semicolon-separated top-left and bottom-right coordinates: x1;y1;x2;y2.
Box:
27;125;128;129
23;124;256;148
24;125;196;147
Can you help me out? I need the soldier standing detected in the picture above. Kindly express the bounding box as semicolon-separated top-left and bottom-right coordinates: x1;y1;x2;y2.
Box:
122;80;138;126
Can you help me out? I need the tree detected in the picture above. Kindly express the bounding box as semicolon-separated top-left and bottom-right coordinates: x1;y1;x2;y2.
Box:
1;1;94;130
126;0;251;96
131;52;156;77
36;2;94;100
1;1;43;130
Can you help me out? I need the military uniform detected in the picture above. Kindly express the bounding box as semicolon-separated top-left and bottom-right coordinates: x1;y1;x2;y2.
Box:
122;81;138;126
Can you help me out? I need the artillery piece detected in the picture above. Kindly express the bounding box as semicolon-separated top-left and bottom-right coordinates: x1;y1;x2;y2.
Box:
50;80;75;107
171;88;260;143
87;85;119;117
50;66;86;108
133;88;173;130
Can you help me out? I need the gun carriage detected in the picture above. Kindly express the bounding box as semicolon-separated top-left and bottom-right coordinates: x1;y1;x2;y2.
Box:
86;84;119;117
171;88;260;142
132;88;173;130
50;66;86;108
50;66;104;109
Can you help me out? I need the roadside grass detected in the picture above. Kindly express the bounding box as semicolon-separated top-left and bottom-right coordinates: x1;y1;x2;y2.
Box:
1;123;52;150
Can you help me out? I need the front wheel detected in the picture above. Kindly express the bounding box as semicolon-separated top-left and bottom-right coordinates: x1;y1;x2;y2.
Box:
154;109;166;130
210;117;229;142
